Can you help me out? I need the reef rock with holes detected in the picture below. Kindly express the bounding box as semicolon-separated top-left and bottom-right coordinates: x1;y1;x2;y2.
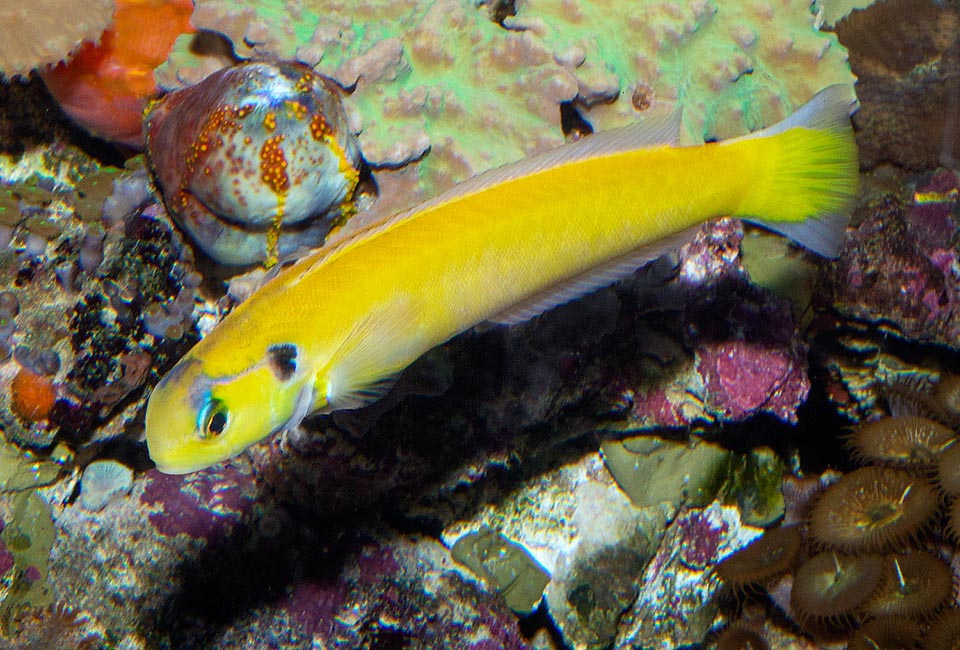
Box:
0;141;202;453
812;168;960;421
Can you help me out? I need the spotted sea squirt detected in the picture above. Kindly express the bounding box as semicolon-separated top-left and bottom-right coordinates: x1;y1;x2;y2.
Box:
145;61;363;266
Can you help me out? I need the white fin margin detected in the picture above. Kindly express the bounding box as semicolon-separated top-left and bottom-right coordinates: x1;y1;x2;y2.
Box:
750;212;850;258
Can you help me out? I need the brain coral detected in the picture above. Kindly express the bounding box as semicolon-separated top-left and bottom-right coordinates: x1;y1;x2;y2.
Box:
184;0;855;197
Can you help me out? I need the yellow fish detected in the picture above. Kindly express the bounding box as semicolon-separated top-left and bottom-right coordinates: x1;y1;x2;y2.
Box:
146;85;858;474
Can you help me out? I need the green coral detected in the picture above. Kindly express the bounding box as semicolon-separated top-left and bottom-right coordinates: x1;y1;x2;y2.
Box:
814;0;880;26
518;0;857;140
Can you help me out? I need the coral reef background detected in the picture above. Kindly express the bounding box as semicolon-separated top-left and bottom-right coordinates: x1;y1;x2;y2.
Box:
0;0;957;649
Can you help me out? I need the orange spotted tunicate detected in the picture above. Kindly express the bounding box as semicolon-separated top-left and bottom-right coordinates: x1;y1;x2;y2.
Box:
144;61;362;266
10;367;57;422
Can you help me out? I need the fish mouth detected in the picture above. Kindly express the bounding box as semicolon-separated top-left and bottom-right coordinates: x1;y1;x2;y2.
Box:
147;431;234;475
151;461;201;475
151;457;221;475
145;358;211;474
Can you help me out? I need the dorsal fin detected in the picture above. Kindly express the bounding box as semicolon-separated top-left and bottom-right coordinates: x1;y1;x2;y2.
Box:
424;109;682;210
281;111;683;288
487;225;701;326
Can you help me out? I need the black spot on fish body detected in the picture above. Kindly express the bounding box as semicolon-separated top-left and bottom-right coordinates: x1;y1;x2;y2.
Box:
267;343;298;380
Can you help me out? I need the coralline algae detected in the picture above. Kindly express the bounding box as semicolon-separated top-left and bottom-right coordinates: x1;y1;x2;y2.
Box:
818;169;960;348
145;60;363;266
0;142;202;451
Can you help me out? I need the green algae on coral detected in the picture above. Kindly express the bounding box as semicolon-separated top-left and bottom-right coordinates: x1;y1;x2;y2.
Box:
0;490;55;627
186;0;855;198
451;526;550;615
815;0;880;27
719;446;785;528
71;165;123;222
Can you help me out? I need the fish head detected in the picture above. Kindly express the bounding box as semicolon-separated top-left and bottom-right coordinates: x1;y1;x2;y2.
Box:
145;347;313;474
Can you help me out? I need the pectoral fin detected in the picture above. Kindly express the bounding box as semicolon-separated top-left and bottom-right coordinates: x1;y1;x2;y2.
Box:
320;296;423;411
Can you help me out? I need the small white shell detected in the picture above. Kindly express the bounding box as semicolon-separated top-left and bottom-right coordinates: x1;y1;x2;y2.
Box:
80;460;134;512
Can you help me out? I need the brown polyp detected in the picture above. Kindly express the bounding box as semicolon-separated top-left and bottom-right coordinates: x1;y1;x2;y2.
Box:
945;498;960;543
933;374;960;424
937;441;960;498
790;552;884;626
863;551;954;620
923;607;960;650
808;466;939;554
847;416;955;469
714;622;769;650
714;525;803;590
846;615;922;650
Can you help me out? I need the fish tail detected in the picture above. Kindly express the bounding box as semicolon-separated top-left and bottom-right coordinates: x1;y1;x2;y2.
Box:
731;84;859;257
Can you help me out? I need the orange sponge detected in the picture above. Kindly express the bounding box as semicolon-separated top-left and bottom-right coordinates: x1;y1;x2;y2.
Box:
41;0;194;148
10;367;57;422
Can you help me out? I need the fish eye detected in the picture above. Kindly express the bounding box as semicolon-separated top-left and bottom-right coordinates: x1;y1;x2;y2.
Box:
198;399;229;439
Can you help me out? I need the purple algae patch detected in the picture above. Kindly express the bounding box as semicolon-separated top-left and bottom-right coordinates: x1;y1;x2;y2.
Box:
0;539;14;576
698;340;809;423
631;387;686;427
140;465;256;544
676;510;728;570
907;170;960;250
22;565;41;584
284;578;347;637
283;545;400;636
355;545;401;584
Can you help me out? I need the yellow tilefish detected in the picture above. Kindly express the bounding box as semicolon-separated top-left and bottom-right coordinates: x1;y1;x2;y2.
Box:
146;85;858;474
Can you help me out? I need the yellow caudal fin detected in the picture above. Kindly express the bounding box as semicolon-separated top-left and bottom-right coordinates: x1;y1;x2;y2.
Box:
731;84;860;257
